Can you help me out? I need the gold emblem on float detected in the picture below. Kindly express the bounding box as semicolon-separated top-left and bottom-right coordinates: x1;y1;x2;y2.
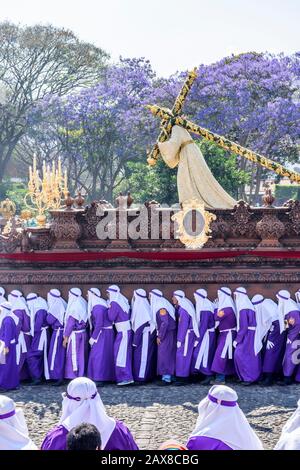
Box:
172;198;216;249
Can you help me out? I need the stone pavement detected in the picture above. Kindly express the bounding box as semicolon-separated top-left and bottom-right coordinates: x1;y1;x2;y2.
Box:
5;382;300;450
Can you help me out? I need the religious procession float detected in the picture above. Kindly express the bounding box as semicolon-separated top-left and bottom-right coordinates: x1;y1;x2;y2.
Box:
0;69;300;299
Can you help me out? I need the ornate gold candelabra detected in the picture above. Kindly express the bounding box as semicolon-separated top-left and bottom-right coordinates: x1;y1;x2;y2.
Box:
24;155;69;227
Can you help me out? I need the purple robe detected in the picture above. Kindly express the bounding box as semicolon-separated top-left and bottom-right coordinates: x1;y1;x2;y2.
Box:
64;316;88;379
186;436;232;450
47;313;65;381
132;321;156;382
176;307;195;378
0;316;19;390
262;320;286;374
27;309;50;380
108;301;133;383
234;309;261;383
211;307;236;376
192;310;216;376
282;310;300;377
13;309;31;380
156;309;176;376
41;420;139;450
87;304;115;382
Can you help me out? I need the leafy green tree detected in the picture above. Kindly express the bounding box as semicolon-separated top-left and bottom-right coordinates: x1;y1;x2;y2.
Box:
0;22;108;182
116;160;178;205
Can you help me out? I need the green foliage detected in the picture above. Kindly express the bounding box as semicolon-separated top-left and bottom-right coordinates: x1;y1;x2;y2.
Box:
116;160;178;205
198;141;250;199
116;140;250;204
0;181;27;212
275;184;300;204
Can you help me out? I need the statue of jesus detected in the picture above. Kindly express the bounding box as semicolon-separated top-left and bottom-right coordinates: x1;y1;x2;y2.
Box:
158;125;236;209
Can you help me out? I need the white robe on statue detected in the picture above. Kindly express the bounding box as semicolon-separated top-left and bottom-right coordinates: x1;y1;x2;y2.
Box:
158;125;236;209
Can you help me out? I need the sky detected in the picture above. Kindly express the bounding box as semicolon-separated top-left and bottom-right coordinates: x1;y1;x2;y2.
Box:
1;0;299;76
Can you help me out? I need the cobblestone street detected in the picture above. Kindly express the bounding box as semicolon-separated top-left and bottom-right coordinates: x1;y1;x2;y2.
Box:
5;382;300;450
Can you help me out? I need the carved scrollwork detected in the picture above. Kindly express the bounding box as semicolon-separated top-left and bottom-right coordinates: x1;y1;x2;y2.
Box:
256;210;285;247
50;210;83;249
231;200;254;237
285;200;300;235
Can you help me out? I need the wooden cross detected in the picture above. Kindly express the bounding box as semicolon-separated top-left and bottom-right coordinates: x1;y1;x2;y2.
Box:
146;68;197;166
147;70;300;183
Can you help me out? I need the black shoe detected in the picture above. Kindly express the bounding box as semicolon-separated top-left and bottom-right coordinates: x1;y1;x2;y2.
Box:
174;381;186;386
260;376;273;387
157;381;171;386
31;379;42;386
280;377;293;386
95;381;106;387
200;376;213;386
241;381;252;386
52;380;64;387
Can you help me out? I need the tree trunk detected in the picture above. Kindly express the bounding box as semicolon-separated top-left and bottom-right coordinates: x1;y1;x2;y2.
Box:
0;143;17;182
253;166;262;206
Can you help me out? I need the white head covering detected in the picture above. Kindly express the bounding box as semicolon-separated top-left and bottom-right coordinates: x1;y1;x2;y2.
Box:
47;289;67;326
131;289;155;333
217;287;236;313
0;301;16;328
8;290;29;317
26;293;48;336
59;377;116;449
173;290;199;337
251;294;275;355
275;399;300;450
276;290;299;321
189;385;263;450
149;289;176;323
194;289;214;325
87;288;107;329
0;396;37;450
234;287;254;331
65;288;88;323
106;285;130;314
0;288;6;305
295;290;300;309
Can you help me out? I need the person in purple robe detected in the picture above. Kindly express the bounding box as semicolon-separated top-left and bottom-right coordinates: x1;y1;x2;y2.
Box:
186;385;263;450
0;302;19;391
87;287;115;386
251;296;284;386
26;293;50;385
294;290;300;384
131;289;156;383
63;288;88;380
150;289;176;386
172;290;199;385
191;289;216;385
8;290;31;381
47;289;67;386
106;285;133;386
41;377;139;450
211;287;237;384
233;287;262;385
0;395;37;449
277;290;300;385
